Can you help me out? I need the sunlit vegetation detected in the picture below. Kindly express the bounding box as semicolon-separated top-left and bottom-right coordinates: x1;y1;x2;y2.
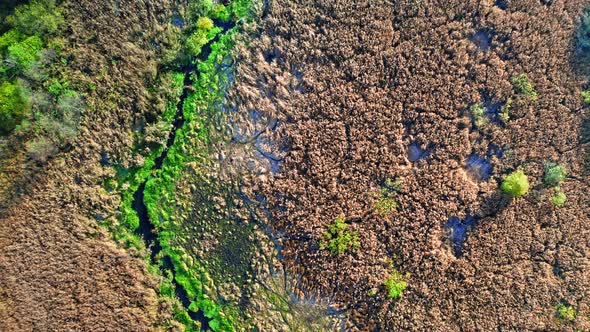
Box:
0;0;83;162
511;74;537;100
556;303;576;322
544;162;567;187
501;169;529;198
552;191;566;208
500;98;511;123
384;270;408;299
0;81;27;134
109;1;257;330
320;215;360;255
470;102;489;129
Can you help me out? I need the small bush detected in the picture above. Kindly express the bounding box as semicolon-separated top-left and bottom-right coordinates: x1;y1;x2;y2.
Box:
375;197;398;217
552;191;566;208
582;90;590;105
0;81;28;134
196;17;214;30
501;169;529;198
500;98;511;123
556;303;576;322
186;19;221;57
320;215;359;255
544;162;566;187
511;74;537;100
470;102;488;129
384;271;408;299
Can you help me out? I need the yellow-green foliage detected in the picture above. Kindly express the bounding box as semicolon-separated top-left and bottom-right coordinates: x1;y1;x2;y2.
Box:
196;16;214;30
0;81;28;134
8;35;43;69
470;102;488;128
6;0;64;37
501;169;529;198
500;98;511;122
511;74;537;100
384;271;408;299
556;303;576;322
375;196;398;217
582;90;590;105
320;216;360;255
186;17;221;57
211;4;230;21
552;191;566;208
0;29;23;51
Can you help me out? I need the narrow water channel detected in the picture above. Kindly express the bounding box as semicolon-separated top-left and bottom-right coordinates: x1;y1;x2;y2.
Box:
129;16;238;331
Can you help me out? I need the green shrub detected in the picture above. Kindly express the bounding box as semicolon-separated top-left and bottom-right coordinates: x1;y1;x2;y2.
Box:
582;90;590;105
511;74;537;100
6;0;64;37
556;303;576;322
501;169;529;198
470;102;488;128
47;79;69;96
211;4;230;21
544;162;566;187
500;98;511;123
552;191;566;208
375;197;398;217
186;17;221;57
384;271;408;299
196;16;214;30
7;35;43;69
0;29;23;52
0;81;28;134
320;215;359;255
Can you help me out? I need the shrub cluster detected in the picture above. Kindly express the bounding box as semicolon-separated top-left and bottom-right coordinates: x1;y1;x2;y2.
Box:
320;215;360;255
0;0;83;162
511;74;537;100
470;102;489;129
544;162;567;208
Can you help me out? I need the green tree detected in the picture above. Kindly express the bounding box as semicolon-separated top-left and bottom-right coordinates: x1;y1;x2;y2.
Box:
0;81;28;135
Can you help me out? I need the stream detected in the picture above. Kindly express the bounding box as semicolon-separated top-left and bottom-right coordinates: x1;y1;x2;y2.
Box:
130;16;238;331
